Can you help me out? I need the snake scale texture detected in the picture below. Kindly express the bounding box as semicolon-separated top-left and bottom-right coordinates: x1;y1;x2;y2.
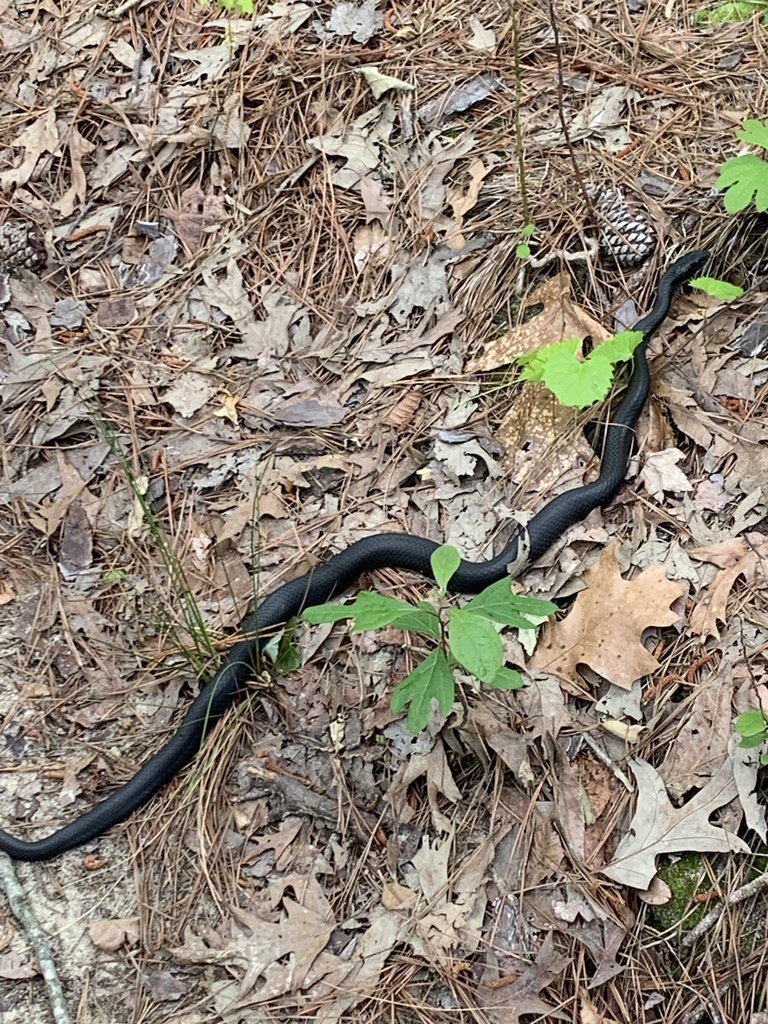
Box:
0;249;709;861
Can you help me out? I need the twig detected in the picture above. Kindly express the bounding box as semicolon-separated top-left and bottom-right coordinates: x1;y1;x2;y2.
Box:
0;853;71;1024
681;869;768;947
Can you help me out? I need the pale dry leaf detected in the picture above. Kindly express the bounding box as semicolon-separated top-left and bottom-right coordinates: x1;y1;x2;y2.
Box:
467;270;610;372
602;757;750;889
359;65;414;99
254;2;313;38
530;544;686;690
163;373;216;419
327;0;382;42
689;533;768;638
496;380;595;496
466;15;496;51
639;447;694;500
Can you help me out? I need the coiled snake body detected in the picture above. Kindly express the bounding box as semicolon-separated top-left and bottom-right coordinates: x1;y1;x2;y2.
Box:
0;249;709;861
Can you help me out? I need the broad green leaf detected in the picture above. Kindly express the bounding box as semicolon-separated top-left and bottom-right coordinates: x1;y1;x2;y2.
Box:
590;330;642;365
738;117;768;150
516;243;531;259
465;578;555;627
740;732;767;749
302;591;414;630
431;544;461;593
390;648;455;734
735;710;767;743
715;154;768;213
540;343;614;408
518;338;579;383
520;222;536;239
388;608;441;640
690;276;743;300
448;608;503;683
487;666;525;690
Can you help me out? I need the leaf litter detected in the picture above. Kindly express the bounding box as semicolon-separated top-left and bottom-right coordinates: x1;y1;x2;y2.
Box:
1;1;768;1023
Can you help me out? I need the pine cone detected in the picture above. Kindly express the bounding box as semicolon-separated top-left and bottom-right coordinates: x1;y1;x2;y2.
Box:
592;187;655;267
0;222;45;272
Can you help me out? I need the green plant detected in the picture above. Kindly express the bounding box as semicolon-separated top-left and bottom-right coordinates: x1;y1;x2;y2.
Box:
302;545;555;734
735;710;768;764
516;222;536;260
517;270;741;408
715;118;768;214
517;330;643;409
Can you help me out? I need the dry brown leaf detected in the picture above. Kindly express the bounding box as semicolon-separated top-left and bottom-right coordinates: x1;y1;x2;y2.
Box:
467;271;610;373
530;544;686;691
689;533;768;638
88;917;140;953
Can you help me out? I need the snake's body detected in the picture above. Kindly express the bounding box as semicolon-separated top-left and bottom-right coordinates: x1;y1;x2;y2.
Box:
0;250;708;861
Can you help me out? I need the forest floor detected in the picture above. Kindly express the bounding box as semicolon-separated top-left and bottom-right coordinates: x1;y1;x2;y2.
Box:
1;0;768;1022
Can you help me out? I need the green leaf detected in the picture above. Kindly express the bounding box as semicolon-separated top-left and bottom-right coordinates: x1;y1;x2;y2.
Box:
715;154;768;213
302;591;414;631
520;222;536;239
540;342;614;408
465;578;555;627
518;338;579;383
738;118;768;150
516;243;531;260
486;666;525;690
390;649;455;734
103;567;127;584
387;608;442;640
735;709;767;744
448;608;503;683
431;544;461;593
590;330;643;365
739;732;767;749
690;276;744;300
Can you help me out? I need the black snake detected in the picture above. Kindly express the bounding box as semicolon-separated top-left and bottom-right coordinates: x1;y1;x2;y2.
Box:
0;249;709;861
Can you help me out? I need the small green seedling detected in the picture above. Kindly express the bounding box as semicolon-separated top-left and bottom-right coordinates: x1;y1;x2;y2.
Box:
303;544;555;735
516;222;536;260
735;710;768;765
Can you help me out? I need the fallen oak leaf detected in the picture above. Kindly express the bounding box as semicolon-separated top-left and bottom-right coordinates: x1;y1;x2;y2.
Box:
602;757;750;890
530;544;686;691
